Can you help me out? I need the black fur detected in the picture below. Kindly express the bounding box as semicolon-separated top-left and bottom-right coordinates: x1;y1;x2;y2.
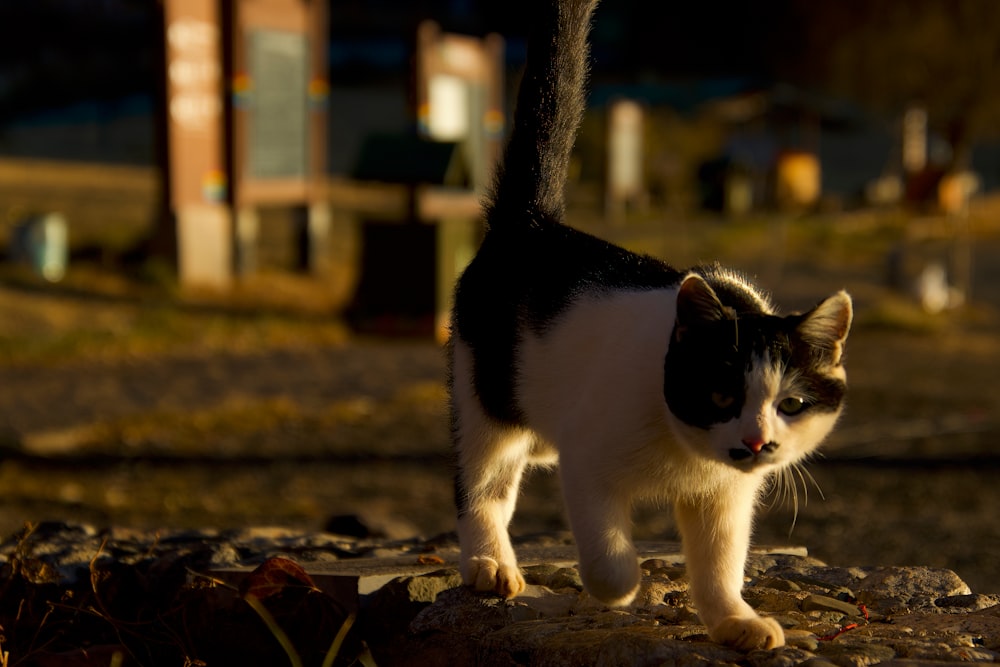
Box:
450;0;681;426
484;0;598;225
664;307;847;432
454;224;681;424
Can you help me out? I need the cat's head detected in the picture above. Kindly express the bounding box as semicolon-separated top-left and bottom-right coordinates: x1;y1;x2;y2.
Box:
663;273;852;473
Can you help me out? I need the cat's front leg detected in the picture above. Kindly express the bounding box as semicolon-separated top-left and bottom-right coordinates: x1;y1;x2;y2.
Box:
673;480;784;650
560;469;641;607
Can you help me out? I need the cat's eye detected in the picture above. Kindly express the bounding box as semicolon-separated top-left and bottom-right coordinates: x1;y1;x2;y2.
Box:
711;392;735;409
778;397;807;416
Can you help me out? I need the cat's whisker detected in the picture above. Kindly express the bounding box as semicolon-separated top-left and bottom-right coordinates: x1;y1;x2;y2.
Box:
788;467;801;536
762;473;777;510
780;463;827;537
789;468;798;505
762;469;787;512
798;464;825;502
772;472;784;508
764;467;798;530
780;470;792;510
793;464;809;507
760;461;826;538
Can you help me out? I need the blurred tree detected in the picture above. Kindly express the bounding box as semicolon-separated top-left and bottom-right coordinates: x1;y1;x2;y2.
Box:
786;0;1000;171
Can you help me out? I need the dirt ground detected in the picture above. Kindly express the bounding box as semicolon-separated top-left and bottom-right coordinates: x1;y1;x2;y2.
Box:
1;206;999;594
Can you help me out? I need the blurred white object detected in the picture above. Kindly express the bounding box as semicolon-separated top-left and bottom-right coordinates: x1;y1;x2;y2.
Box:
916;261;964;313
11;213;68;282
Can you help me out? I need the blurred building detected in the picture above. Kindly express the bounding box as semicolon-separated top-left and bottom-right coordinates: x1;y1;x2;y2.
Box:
1;1;999;213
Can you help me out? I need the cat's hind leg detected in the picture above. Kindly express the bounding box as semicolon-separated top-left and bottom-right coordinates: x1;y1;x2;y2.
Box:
453;421;531;598
451;347;531;598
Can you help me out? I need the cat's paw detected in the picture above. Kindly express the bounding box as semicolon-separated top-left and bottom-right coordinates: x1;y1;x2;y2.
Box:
464;556;526;598
709;614;785;650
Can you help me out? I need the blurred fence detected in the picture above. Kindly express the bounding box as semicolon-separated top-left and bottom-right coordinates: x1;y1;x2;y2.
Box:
0;158;158;254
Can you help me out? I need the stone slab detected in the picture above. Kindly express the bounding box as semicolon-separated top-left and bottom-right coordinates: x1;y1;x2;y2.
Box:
211;541;808;596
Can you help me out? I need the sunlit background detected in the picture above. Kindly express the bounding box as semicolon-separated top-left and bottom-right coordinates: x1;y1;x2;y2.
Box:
0;0;999;593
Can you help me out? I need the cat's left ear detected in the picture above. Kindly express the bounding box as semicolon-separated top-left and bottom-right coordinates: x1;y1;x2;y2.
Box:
674;274;732;343
797;291;853;365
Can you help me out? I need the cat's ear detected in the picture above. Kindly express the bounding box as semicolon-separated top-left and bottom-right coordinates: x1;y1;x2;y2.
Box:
675;274;729;342
797;291;853;365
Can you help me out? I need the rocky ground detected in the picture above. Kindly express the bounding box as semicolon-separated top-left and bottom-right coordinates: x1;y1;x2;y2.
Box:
2;521;998;666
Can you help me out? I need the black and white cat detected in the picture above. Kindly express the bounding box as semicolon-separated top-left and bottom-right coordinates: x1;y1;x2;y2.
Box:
448;0;852;650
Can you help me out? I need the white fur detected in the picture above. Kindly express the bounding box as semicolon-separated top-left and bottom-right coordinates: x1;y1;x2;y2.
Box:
453;288;844;650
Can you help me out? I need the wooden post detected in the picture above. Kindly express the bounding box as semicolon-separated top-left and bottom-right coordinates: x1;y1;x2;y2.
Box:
161;0;232;288
605;98;645;224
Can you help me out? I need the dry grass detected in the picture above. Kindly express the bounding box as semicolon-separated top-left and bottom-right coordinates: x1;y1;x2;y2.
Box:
0;266;351;367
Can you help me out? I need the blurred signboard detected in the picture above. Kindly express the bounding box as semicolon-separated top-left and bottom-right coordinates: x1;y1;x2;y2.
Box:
159;0;328;287
415;22;504;191
228;0;328;206
412;23;503;340
248;30;309;179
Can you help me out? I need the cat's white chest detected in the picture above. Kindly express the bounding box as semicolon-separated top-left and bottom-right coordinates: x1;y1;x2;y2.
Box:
516;289;678;456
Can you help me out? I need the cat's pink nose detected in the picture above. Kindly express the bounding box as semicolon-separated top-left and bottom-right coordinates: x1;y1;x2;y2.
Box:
742;437;766;454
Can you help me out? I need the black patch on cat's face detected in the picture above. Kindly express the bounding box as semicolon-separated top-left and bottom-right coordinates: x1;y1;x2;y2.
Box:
663;311;846;430
783;322;848;415
664;315;750;429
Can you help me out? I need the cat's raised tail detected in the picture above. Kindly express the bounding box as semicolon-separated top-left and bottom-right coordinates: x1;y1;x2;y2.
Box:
483;0;599;228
